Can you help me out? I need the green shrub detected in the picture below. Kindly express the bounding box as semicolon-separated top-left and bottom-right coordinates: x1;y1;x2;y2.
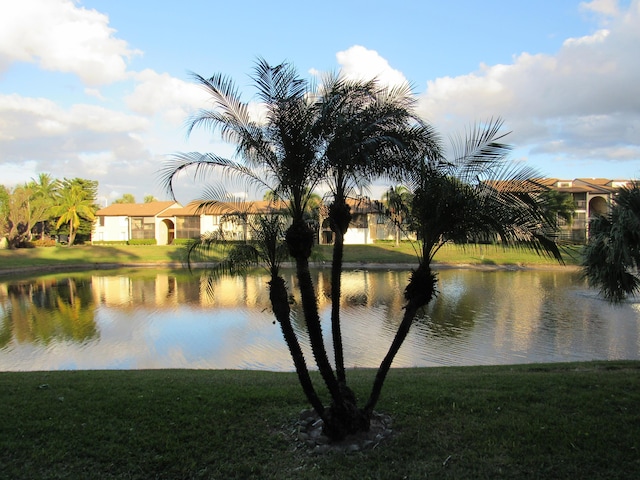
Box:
172;238;194;246
127;239;157;246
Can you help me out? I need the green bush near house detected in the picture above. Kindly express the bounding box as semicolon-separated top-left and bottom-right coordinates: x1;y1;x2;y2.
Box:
127;239;157;245
171;238;195;245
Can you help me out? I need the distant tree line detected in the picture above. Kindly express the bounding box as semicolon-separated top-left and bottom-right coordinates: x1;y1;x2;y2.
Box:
0;174;98;248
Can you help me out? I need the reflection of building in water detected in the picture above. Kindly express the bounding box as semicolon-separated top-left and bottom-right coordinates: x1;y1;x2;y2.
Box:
315;269;409;311
197;273;271;308
90;272;272;309
92;274;179;307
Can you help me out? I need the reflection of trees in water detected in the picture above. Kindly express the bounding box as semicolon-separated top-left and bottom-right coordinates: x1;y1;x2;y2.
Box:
0;277;98;347
0;268;595;355
420;278;481;338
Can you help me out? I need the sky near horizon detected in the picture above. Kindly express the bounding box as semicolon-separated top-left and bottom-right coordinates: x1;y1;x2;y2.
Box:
1;0;639;205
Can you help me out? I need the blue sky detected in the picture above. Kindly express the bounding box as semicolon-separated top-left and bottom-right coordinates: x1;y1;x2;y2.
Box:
1;0;638;204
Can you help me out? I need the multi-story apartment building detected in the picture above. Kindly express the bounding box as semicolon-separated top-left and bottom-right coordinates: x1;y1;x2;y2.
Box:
541;178;632;243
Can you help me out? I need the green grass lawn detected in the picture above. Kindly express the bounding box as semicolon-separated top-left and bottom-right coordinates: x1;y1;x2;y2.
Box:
1;362;638;479
0;242;582;273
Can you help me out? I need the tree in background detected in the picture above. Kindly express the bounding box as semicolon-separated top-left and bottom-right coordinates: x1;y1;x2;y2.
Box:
540;189;575;232
50;179;97;246
113;193;136;204
0;185;12;247
25;173;60;241
144;195;158;203
583;182;640;302
381;185;413;246
1;185;31;248
0;175;98;247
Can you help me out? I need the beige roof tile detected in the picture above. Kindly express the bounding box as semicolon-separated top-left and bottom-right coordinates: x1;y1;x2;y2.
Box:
96;201;180;216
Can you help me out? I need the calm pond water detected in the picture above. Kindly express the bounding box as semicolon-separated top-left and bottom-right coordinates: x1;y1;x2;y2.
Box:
1;267;638;371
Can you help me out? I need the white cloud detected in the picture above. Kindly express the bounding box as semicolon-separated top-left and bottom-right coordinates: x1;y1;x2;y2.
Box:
580;0;621;17
0;94;148;141
84;88;107;101
0;93;157;195
335;45;409;88
417;0;640;170
125;69;208;125
0;0;140;85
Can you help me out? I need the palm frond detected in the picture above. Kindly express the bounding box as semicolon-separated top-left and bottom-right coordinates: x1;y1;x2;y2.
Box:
583;182;640;302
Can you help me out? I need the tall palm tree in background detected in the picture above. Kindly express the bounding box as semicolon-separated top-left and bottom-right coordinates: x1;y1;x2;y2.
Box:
51;183;96;246
540;189;576;231
381;185;413;246
583;181;640;302
365;119;563;414
27;173;59;240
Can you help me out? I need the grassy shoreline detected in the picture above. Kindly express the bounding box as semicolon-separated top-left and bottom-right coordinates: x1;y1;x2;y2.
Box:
1;362;638;479
0;242;582;276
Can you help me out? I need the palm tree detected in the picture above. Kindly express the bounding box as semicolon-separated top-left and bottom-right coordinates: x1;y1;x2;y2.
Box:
162;61;561;442
162;59;434;439
27;173;59;240
314;75;438;393
540;189;575;231
51;183;95;246
161;59;344;432
583;181;640;302
381;185;413;246
364;119;563;414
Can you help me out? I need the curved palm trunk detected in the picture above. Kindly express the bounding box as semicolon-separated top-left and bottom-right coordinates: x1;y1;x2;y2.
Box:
268;274;325;417
293;254;342;402
364;264;437;415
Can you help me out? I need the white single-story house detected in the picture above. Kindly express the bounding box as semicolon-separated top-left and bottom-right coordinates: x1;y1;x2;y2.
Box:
92;200;289;245
92;201;182;245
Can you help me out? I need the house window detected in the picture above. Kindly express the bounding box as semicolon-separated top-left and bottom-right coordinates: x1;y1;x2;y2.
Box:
131;216;155;240
176;216;201;239
98;216;105;226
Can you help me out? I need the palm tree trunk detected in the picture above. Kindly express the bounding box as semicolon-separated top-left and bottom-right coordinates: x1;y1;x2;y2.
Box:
268;274;325;417
68;220;75;247
364;264;437;415
331;228;346;384
294;254;342;405
286;219;342;405
328;200;351;385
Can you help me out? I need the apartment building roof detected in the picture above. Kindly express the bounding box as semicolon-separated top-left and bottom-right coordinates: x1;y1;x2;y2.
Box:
157;200;289;217
96;201;180;216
